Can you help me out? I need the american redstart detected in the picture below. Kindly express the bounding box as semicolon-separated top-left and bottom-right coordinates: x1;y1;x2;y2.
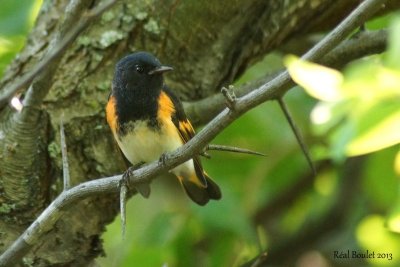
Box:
106;51;221;205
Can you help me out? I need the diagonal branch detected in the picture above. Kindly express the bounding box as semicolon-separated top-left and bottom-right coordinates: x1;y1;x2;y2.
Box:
0;0;116;110
0;0;388;266
185;29;388;126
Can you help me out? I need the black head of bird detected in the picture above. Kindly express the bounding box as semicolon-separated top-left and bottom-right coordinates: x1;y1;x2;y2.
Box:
113;51;173;97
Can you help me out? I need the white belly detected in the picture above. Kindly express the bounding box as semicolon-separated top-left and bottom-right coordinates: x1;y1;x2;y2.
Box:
115;120;194;176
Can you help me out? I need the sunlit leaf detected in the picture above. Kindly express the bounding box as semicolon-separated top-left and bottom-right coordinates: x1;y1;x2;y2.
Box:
387;180;400;234
366;11;397;30
343;62;400;100
356;215;400;265
385;16;400;69
285;55;344;101
310;102;332;125
387;213;400;234
346;100;400;156
363;147;399;210
311;100;354;135
395;149;400;175
329;119;355;162
314;169;337;196
387;197;400;234
0;0;42;76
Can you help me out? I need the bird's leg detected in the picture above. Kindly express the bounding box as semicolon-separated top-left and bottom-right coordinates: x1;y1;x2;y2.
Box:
120;162;141;190
120;162;151;198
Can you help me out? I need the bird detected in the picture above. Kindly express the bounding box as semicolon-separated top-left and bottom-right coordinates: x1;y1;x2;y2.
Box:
106;51;221;205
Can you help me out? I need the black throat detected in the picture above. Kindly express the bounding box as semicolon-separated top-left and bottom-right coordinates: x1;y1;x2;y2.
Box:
113;82;161;133
112;52;168;134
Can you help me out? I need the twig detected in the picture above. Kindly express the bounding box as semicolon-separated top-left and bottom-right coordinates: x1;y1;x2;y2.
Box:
0;0;117;109
200;151;211;158
206;144;266;157
249;251;268;267
60;118;70;190
120;182;128;239
221;85;237;110
0;0;388;265
277;98;316;176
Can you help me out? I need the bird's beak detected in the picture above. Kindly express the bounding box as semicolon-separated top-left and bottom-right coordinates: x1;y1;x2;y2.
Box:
148;65;173;75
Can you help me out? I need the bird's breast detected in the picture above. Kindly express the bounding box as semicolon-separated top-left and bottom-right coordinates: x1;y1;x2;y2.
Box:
115;119;182;165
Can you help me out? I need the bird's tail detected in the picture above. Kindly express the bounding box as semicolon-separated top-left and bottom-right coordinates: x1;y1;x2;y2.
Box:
178;172;221;206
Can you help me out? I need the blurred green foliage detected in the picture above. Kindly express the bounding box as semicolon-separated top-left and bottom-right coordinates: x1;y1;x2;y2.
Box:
1;3;400;267
0;0;42;76
286;19;400;159
284;15;400;267
285;18;400;182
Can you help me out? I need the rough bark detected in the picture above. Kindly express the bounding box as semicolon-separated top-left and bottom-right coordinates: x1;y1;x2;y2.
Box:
0;0;397;265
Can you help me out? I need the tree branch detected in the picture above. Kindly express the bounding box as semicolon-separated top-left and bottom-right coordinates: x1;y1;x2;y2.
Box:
322;28;387;68
0;0;388;265
185;29;387;126
60;118;70;191
0;0;116;110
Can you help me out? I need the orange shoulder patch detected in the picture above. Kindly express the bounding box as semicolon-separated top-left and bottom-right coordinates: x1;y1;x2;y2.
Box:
106;95;118;133
157;91;175;121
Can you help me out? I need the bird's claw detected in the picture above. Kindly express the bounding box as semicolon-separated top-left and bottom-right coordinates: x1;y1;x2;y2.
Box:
159;153;168;167
120;164;151;198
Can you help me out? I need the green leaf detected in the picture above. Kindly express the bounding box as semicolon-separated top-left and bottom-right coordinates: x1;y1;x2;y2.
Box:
311;100;354;135
387;212;400;234
356;215;400;265
285;55;344;101
396;149;400;175
346;99;400;156
387;181;400;234
329;119;355;162
385;16;400;69
343;60;400;100
0;0;42;76
363;147;399;211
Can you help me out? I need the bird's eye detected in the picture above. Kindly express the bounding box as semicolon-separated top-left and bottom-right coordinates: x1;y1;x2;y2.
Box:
135;65;144;73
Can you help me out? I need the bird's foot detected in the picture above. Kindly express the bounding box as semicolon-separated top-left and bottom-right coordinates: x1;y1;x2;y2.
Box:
159;153;168;167
120;163;151;198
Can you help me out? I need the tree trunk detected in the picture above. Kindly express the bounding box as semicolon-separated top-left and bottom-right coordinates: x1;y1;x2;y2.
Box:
0;0;397;265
